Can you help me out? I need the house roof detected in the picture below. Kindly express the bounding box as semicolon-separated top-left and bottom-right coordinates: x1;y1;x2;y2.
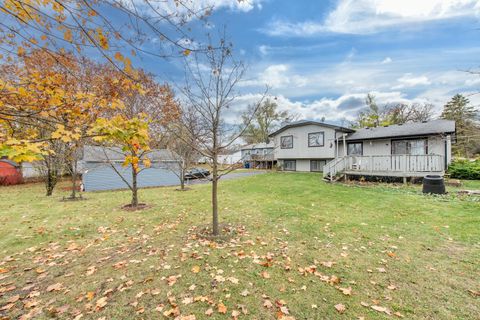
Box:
0;159;20;167
241;142;274;150
346;120;455;141
268;120;354;137
83;145;177;162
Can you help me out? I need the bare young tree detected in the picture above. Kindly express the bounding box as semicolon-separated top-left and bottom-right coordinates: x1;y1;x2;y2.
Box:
35;139;67;196
180;37;267;236
169;107;202;190
388;103;434;124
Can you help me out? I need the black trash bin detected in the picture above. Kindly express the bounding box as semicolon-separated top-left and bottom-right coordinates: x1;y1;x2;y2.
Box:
422;175;446;194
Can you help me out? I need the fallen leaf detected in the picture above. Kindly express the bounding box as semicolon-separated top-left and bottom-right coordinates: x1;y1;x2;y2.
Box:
96;297;108;310
205;308;213;316
371;305;391;315
263;299;273;309
86;266;96;276
240;289;249;297
218;302;227;314
191;265;201;273
7;295;20;303
335;303;346;313
46;283;63;292
339;287;352;296
86;291;95;301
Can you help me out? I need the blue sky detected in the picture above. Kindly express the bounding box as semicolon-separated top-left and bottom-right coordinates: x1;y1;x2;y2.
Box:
125;0;480;124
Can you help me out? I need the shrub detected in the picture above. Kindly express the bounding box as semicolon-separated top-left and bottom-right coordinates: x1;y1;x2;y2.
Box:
448;159;480;180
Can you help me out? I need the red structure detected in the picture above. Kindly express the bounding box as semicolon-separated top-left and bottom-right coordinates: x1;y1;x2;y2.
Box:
0;160;23;185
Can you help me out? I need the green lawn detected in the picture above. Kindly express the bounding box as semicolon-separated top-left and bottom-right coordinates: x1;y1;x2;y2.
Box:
0;173;479;319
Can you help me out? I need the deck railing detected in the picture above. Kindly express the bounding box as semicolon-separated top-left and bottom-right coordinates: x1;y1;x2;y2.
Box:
245;154;275;161
323;154;444;179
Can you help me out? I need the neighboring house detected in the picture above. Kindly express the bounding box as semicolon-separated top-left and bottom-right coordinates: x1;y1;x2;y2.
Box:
81;146;180;191
269;119;455;180
240;142;276;169
218;150;242;165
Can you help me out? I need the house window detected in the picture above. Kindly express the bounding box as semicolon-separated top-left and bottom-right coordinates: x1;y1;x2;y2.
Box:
308;132;324;147
280;135;293;149
392;139;427;155
347;142;363;155
310;160;325;172
283;160;296;171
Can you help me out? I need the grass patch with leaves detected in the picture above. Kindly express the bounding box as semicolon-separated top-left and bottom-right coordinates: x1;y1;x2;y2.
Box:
0;173;479;319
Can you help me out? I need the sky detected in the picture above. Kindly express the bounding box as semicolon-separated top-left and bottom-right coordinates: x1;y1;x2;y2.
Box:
123;0;480;125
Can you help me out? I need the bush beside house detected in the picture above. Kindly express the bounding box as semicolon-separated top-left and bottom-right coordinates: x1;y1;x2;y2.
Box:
448;159;480;180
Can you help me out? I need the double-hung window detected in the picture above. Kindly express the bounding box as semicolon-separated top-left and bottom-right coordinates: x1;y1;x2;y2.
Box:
347;142;363;155
308;132;324;147
280;136;293;149
392;139;427;155
283;160;296;171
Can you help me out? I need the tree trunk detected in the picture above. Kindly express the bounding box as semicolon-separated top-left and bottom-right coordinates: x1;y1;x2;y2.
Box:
70;160;77;199
45;167;56;196
131;168;138;207
211;159;219;236
180;168;185;190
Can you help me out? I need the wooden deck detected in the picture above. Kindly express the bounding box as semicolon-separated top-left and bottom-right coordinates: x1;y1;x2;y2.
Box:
323;154;445;180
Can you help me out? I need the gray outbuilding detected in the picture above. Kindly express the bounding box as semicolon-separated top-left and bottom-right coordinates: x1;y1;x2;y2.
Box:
81;146;180;191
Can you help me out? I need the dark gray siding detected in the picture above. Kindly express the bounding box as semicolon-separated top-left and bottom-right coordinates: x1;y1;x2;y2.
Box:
83;163;179;191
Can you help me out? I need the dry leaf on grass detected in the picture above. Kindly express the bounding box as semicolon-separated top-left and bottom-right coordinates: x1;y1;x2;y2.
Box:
218;302;227;314
191;265;201;273
46;283;63;292
335;303;346;313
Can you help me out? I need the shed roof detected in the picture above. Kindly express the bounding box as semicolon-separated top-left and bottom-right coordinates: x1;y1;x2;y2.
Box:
83;145;177;162
269;120;354;137
0;159;20;167
345;119;456;141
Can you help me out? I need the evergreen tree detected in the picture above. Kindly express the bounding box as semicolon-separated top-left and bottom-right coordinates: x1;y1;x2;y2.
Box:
441;94;479;157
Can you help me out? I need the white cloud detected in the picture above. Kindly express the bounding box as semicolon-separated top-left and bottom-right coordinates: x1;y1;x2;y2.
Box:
262;0;480;36
240;64;308;89
227;91;437;125
381;57;392;64
393;73;431;89
132;0;264;18
258;45;269;56
465;77;480;86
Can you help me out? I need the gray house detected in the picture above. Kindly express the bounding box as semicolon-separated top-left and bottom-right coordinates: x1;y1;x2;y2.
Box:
269;121;354;172
240;142;275;169
81;146;180;191
269;119;455;180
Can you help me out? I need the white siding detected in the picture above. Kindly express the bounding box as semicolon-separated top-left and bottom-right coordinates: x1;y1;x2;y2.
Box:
273;124;339;160
83;162;180;191
218;151;242;165
21;162;41;178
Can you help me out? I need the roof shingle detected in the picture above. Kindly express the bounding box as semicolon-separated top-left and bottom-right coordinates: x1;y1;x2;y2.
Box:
346;120;455;141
